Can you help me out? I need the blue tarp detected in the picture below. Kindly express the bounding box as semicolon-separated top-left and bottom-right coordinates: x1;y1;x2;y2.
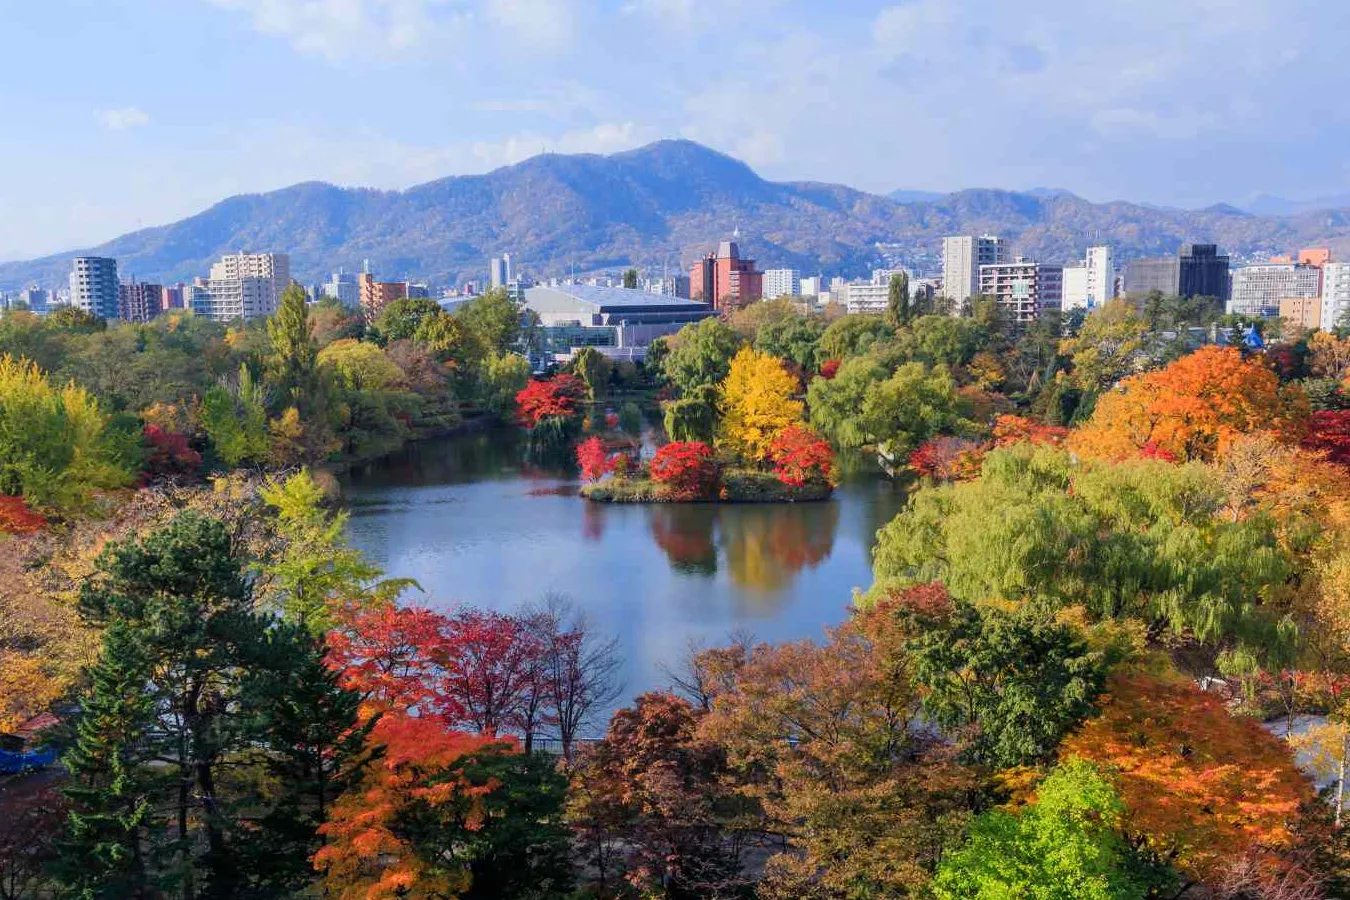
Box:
0;747;57;774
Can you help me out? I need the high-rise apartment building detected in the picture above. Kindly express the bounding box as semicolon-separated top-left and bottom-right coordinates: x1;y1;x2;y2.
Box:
1228;263;1321;318
942;235;1006;310
191;277;274;321
1178;244;1230;304
359;272;409;317
118;280;163;323
1280;296;1322;330
1321;262;1350;331
490;254;512;289
800;276;822;297
18;286;49;312
689;241;763;309
1061;246;1116;311
763;268;801;298
209;252;290;317
978;258;1063;326
69;257;119;319
161;284;185;310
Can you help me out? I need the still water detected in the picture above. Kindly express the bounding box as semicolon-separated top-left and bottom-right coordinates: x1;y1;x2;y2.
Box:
341;428;906;718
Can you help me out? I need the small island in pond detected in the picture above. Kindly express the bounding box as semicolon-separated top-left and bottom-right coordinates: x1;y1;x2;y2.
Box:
517;344;839;505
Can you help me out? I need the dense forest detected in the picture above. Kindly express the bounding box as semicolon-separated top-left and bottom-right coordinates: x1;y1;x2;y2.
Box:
4;284;1350;898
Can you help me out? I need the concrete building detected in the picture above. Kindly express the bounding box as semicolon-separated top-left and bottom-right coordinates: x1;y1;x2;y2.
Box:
18;286;49;312
645;276;691;299
523;283;715;362
1062;246;1115;311
1300;247;1332;268
978;259;1063;326
1321;262;1350;331
800;276;822;297
1178;244;1230;304
69;257;119;319
359;272;409;317
942;235;1006;309
117;281;163;323
689;241;763;310
1280;296;1322;330
842;281;890;315
490;254;512;290
161;284;185;310
1123;257;1180;297
191;277;274;321
324;270;359;306
209;252;290;317
763;268;801;298
1229;263;1321;318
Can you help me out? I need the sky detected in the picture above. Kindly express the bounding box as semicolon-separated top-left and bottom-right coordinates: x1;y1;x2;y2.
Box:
3;0;1350;260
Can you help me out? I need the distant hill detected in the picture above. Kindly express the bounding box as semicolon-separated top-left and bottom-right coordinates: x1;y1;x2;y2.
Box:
9;139;1350;290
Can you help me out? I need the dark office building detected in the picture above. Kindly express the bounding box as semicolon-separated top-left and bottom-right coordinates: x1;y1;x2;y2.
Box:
1178;244;1230;303
1123;257;1179;296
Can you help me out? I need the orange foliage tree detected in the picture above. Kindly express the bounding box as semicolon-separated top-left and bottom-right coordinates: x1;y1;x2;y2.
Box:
313;714;502;900
1069;346;1308;462
1060;674;1318;887
768;424;835;487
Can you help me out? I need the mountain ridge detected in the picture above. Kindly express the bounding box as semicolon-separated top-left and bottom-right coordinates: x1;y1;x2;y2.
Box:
8;139;1350;291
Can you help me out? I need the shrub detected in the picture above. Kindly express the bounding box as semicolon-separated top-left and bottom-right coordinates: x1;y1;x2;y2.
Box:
575;436;613;483
769;425;835;487
649;442;720;500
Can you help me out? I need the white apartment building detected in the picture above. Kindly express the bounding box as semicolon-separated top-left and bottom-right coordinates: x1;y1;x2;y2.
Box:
490;254;512;289
208;252;291;317
763;268;801;298
800;276;822;297
191;276;275;322
1228;263;1321;318
324;269;359;306
842;281;890;315
69;256;119;319
1321;262;1350;331
943;235;1006;309
978;259;1063;325
1061;246;1116;311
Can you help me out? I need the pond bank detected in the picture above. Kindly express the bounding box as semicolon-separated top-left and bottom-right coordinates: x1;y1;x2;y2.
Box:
581;470;833;503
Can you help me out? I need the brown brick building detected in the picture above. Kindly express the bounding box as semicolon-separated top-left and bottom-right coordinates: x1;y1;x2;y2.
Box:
690;240;763;310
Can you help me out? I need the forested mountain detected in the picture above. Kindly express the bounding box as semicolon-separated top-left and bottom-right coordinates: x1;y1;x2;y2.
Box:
8;138;1350;290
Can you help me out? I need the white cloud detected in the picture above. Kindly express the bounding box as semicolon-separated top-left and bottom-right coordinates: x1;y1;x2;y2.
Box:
483;0;574;48
98;107;150;131
207;0;470;59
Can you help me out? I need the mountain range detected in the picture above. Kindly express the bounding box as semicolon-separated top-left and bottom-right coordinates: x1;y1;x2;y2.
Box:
8;139;1350;291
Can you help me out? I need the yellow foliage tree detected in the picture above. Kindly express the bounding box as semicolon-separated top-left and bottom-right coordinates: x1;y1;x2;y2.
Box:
718;347;804;462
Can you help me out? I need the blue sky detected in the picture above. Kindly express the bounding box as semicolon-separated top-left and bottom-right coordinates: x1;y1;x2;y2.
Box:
3;0;1348;259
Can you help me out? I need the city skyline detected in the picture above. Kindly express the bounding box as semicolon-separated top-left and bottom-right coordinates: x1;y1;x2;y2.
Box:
6;0;1350;260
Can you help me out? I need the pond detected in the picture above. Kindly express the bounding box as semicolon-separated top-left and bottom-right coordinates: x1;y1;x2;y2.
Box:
341;427;907;728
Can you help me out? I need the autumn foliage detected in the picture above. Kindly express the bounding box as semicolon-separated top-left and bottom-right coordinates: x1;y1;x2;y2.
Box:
992;414;1069;448
649;441;720;500
0;494;45;534
819;358;841;380
1302;409;1350;466
908;437;985;481
575;436;613;482
768;424;835;487
515;375;587;429
1070;346;1307;462
313;714;501;900
142;424;202;479
1060;674;1317;884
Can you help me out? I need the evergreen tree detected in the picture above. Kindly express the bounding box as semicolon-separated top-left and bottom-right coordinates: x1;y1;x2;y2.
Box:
56;511;370;900
622;268;638;290
55;621;160;900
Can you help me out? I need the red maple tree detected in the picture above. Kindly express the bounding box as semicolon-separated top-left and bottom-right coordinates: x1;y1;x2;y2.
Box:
142;424;203;479
649;442;720;500
992;414;1069;448
908;437;984;481
576;436;613;482
327;606;461;724
515;374;587;429
769;425;835;487
819;358;841;380
440;608;546;737
1301;409;1350;466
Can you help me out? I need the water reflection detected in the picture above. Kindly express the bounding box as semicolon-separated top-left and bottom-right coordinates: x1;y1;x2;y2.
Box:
341;427;906;713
